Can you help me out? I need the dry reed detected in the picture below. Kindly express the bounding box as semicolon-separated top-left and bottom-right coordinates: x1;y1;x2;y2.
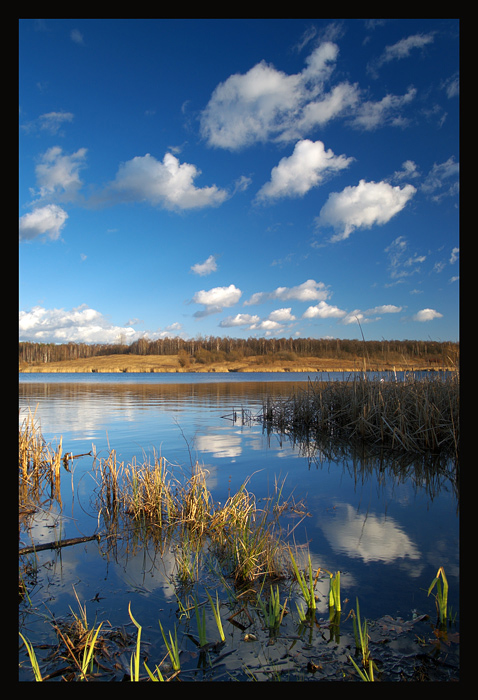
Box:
19;407;64;508
94;454;300;585
261;373;459;457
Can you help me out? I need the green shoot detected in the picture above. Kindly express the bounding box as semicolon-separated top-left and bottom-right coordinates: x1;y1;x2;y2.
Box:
128;603;142;681
144;661;165;681
205;589;226;642
289;549;318;611
19;632;43;681
427;566;449;626
352;597;370;667
159;620;180;671
349;655;375;681
328;570;341;612
194;596;207;647
257;585;287;631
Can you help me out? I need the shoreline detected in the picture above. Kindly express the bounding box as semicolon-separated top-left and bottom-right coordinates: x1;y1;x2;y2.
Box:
19;353;455;375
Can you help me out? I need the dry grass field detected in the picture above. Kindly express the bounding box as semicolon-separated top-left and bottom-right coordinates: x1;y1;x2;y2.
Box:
19;353;455;374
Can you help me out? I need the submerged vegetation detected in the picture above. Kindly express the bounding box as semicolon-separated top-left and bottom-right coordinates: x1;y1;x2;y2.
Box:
19;373;459;681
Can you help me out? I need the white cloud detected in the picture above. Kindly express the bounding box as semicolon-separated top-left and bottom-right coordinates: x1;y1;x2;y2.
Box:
367;33;435;78
249;319;284;331
192;284;242;317
384;236;426;282
19;304;139;343
379;33;435;64
303;301;346;319
38;111;74;135
392;160;420;181
33;146;87;199
413;308;443;322
100;152;229;210
256;139;353;202
191;254;218;276
364;304;402;315
315;179;416;242
350;86;417;130
421;156;459;201
200;42;360;149
268;307;296;322
244;279;329;305
19;204;68;241
219;313;260;327
19;304;186;343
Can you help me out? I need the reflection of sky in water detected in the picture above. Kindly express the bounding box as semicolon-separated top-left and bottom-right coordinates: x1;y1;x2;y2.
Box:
318;502;421;564
19;376;459;622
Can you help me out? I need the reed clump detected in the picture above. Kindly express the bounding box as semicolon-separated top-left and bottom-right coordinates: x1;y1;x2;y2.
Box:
19;407;64;509
262;373;459;456
95;454;301;586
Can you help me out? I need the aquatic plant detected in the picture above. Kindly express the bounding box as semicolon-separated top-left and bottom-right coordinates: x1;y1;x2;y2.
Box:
159;619;181;672
261;373;459;457
427;566;449;626
19;632;43;681
328;570;341;612
257;584;287;632
206;589;226;643
289;549;318;611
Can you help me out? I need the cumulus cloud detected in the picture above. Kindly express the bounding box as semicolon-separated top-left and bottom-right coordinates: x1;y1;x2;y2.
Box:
413;308;443;322
97;152;229;210
33;146;87;200
315;179;416;242
200;42;360;149
191;254;218;276
19;204;68;241
19;304;186;343
19;304;139;343
244;279;329;306
192;284;242;317
268;307;296;322
255;139;353;202
219;313;260;327
302;301;346;319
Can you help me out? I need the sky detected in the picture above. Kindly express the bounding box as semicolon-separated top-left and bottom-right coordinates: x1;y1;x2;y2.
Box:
19;19;460;346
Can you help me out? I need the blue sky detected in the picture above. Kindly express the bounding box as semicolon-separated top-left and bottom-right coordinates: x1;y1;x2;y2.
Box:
19;19;459;345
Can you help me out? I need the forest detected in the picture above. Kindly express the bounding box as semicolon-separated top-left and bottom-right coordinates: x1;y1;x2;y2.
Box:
19;337;459;366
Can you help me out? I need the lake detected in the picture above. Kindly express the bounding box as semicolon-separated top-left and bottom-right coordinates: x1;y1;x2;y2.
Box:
19;372;459;681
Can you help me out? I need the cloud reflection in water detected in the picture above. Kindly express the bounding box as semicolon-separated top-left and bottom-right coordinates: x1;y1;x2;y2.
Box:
318;502;421;564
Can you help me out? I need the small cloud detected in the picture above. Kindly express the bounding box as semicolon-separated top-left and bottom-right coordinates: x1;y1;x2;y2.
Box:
219;313;260;327
413;308;443;322
302;301;346;319
192;284;242;317
255;139;353;202
70;29;84;45
245;279;329;305
316;179;416;242
94;152;229;211
19;204;68;242
191;254;218;276
38;111;74;135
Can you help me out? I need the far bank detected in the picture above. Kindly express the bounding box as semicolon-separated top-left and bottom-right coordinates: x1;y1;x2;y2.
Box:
19;353;456;374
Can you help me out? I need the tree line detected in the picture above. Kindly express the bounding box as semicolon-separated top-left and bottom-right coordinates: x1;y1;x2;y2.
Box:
19;337;459;365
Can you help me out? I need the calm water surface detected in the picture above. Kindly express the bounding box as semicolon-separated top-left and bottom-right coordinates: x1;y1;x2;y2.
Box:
19;372;459;680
